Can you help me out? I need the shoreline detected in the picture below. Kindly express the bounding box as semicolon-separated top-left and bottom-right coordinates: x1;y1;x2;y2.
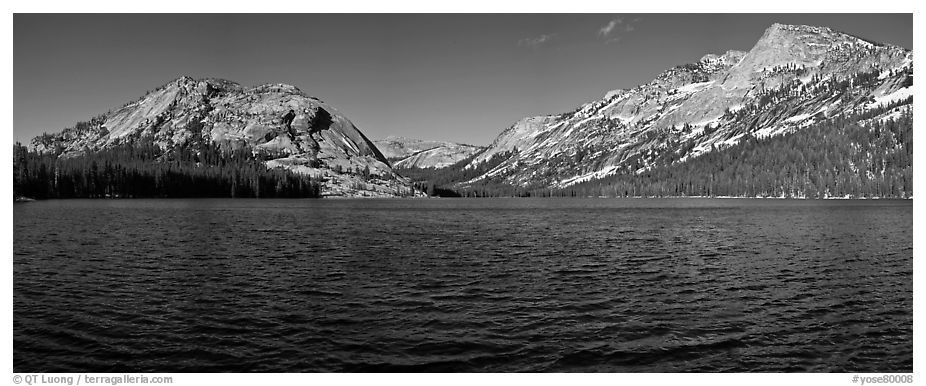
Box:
13;195;913;201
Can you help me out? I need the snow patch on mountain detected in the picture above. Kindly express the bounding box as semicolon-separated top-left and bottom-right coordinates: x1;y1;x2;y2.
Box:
869;86;913;109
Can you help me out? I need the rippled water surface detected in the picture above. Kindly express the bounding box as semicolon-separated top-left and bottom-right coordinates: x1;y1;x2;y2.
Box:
14;198;912;372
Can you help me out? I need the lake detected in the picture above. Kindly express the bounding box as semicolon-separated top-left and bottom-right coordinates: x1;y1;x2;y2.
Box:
13;198;913;372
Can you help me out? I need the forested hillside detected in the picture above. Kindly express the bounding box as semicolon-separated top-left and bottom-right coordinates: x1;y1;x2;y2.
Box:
562;110;912;198
13;138;321;199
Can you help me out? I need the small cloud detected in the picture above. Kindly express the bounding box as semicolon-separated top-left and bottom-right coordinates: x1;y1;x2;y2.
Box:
598;16;640;43
598;17;623;37
518;33;556;49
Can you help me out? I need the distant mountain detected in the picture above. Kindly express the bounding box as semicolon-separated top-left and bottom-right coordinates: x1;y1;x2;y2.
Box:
374;136;484;169
449;23;912;197
27;77;422;197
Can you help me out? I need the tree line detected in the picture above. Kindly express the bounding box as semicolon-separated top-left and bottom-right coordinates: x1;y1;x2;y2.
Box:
13;139;321;199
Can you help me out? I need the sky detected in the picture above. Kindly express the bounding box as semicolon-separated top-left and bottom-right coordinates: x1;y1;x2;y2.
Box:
13;14;912;146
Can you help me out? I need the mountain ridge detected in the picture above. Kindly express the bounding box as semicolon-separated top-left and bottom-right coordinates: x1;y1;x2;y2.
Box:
450;23;912;191
374;136;485;169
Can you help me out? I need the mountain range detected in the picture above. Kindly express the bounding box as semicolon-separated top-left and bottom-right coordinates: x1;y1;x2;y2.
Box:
18;23;913;199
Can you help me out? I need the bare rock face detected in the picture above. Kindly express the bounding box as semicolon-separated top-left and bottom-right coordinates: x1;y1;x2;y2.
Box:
374;136;485;169
31;77;422;197
461;23;912;188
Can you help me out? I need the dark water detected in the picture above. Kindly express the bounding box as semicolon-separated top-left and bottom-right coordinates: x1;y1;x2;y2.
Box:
14;198;912;372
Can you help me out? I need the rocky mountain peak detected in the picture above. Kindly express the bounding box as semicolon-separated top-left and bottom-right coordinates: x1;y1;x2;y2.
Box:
757;23;859;45
31;76;421;197
744;23;888;70
172;75;196;84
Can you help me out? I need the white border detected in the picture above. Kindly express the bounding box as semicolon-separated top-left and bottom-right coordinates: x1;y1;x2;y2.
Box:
4;2;919;385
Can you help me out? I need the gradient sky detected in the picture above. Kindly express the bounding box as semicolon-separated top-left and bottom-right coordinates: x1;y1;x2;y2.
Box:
14;14;912;146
